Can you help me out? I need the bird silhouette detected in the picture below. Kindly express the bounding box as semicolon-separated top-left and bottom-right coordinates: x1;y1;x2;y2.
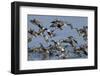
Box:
75;26;88;41
39;43;50;60
50;19;64;30
51;40;60;46
28;37;32;42
65;21;74;29
74;44;88;56
30;19;43;29
80;47;88;56
51;40;65;53
59;52;67;59
62;36;78;47
28;29;36;42
43;34;49;42
45;29;56;37
67;24;73;29
28;29;37;37
36;28;47;36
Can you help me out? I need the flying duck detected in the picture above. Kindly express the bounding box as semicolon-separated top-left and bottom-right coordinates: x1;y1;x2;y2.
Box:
30;19;43;29
50;19;64;30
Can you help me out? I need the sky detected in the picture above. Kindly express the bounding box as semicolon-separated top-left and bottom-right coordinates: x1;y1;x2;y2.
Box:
28;14;88;49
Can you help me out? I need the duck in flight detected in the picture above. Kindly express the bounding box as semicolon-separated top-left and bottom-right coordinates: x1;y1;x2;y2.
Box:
28;29;37;37
62;36;78;48
65;21;74;29
73;44;88;56
39;43;50;60
45;29;56;37
75;26;88;41
30;19;44;29
50;19;64;30
43;34;49;42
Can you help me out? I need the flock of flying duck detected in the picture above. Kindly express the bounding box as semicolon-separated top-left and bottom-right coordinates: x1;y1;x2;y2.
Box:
28;18;88;60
